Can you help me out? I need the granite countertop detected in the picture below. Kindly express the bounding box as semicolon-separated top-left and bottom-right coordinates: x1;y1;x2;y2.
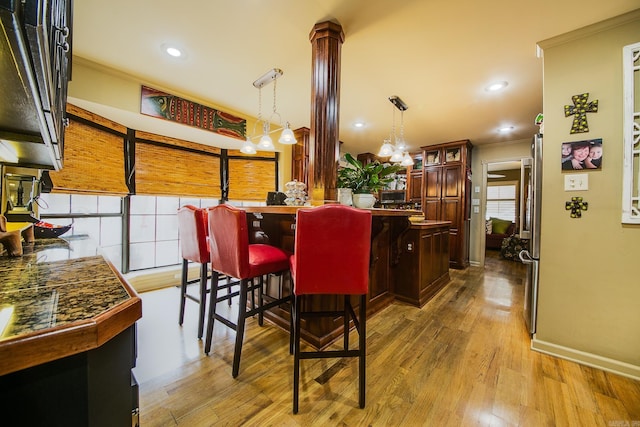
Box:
0;236;142;376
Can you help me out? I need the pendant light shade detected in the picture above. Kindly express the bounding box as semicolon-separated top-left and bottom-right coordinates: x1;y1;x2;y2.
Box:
401;152;414;166
278;122;296;144
390;150;404;163
240;137;257;154
378;140;394;157
257;123;274;150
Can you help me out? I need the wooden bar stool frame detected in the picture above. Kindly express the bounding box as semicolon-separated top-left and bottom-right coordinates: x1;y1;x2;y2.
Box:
203;204;291;378
289;204;371;414
177;205;234;339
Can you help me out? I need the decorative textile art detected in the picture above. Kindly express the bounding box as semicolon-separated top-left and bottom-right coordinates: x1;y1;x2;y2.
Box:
140;86;246;140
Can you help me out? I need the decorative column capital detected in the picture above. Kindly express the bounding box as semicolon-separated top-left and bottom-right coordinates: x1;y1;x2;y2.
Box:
309;21;345;43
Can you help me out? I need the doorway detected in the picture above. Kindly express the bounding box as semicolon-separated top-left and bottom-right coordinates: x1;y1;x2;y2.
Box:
481;159;527;267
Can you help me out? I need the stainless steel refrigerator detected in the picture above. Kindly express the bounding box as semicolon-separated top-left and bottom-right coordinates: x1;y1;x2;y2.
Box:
519;134;542;334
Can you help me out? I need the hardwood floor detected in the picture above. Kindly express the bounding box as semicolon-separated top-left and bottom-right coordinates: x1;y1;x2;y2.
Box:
134;252;640;426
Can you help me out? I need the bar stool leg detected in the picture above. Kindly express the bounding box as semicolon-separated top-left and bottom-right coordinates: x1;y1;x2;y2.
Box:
232;278;249;378
204;270;220;354
178;258;188;326
258;275;265;326
344;296;350;350
197;262;208;339
289;273;294;355
359;294;366;409
292;295;301;414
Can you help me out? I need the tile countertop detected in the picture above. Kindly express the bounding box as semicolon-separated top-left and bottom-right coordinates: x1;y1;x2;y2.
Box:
0;236;142;376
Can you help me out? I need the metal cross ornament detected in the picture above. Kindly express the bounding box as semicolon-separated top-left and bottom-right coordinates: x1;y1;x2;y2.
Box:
565;196;588;218
564;93;598;134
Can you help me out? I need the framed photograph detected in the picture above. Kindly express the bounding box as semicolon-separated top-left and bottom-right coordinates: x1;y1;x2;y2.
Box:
561;138;602;170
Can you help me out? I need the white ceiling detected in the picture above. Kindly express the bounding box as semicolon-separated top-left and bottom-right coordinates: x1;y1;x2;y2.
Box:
71;1;639;156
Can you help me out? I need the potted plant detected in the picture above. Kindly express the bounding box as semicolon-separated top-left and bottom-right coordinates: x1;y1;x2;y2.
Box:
337;153;402;208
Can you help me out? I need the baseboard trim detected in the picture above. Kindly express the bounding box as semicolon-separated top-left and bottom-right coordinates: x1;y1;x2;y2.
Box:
125;265;197;293
531;337;640;380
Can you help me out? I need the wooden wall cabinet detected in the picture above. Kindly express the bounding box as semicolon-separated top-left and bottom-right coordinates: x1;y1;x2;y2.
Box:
405;152;423;205
291;127;310;186
420;140;472;269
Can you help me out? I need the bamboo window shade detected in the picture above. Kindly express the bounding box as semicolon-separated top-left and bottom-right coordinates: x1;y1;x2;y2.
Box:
227;150;277;201
135;131;222;198
47;105;129;195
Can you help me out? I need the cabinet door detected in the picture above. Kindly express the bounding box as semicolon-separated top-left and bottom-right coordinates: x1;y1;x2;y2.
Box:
447;226;461;268
423;168;441;198
420;231;437;291
423;199;440;220
408;172;422;202
423;167;442;219
442;165;461;198
292;128;309;185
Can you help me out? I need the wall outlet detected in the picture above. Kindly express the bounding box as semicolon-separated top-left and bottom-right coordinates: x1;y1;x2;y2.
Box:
564;174;588;191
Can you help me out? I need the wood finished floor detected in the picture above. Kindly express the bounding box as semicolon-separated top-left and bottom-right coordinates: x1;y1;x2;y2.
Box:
134;250;640;426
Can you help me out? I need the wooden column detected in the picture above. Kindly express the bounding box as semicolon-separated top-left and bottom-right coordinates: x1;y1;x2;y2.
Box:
308;21;344;204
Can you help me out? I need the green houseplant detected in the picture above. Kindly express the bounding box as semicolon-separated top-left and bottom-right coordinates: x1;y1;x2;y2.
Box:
337;153;402;208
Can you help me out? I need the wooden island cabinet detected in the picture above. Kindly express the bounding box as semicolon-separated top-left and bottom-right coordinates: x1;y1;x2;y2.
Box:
393;222;451;306
242;206;451;349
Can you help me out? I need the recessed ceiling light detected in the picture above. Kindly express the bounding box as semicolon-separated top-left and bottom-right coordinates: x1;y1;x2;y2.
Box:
161;43;186;59
498;126;514;133
353;122;365;128
486;81;508;92
166;47;182;57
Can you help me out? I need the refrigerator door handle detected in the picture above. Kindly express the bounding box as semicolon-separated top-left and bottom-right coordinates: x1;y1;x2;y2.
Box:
519;249;534;264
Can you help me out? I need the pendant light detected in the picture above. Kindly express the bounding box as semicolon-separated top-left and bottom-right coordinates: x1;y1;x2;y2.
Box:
377;96;413;166
245;68;297;152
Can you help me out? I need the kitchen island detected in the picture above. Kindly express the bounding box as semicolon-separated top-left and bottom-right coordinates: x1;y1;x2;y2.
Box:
241;206;451;348
0;236;142;426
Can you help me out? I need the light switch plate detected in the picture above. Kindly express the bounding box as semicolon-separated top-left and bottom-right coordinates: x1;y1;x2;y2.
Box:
472;198;480;206
564;174;588;191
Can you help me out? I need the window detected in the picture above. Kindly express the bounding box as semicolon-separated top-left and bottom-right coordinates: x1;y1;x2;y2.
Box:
38;193;220;273
38;193;124;270
129;195;218;271
486;182;517;222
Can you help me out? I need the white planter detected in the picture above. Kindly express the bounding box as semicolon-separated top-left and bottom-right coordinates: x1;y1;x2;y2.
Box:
337;188;353;206
352;193;376;209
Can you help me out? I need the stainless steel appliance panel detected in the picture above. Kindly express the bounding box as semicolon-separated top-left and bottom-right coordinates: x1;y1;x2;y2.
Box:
519;133;542;334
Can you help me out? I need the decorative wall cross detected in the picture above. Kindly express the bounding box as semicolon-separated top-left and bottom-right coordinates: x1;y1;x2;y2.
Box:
564;93;598;134
565;196;588;218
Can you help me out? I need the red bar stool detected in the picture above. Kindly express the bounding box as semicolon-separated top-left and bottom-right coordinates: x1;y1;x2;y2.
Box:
289;204;372;414
204;204;291;378
177;205;210;339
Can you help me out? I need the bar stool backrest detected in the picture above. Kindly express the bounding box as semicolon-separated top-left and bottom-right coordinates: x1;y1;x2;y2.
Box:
292;205;371;296
207;204;250;279
177;205;209;264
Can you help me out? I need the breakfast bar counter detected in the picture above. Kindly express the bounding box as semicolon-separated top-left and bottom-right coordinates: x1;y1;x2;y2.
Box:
241;205;451;348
